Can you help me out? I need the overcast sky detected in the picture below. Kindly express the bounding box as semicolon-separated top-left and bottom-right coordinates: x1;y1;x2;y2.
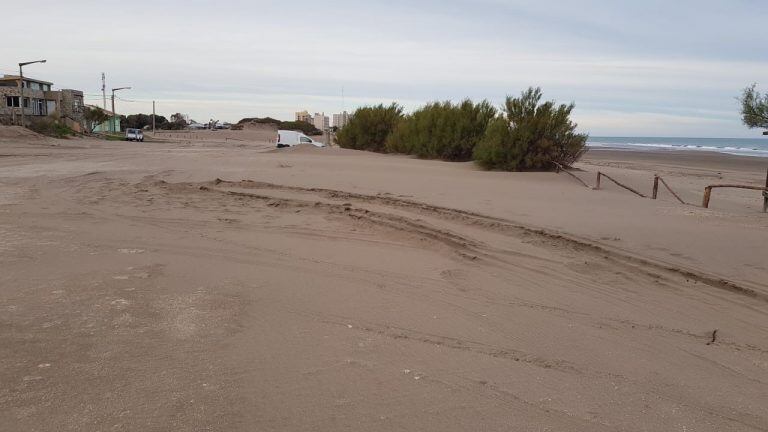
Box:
3;0;767;137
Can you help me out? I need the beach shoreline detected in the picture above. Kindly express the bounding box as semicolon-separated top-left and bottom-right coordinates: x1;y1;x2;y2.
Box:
584;147;768;171
587;136;768;158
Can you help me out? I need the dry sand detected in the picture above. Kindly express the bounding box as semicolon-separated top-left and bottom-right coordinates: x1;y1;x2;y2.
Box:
1;129;767;431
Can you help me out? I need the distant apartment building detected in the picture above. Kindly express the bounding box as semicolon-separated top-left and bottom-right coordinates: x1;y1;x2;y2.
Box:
0;75;84;130
295;110;311;123
313;112;329;131
333;111;351;129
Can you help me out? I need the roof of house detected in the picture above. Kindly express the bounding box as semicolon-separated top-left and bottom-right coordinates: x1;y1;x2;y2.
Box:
84;104;115;116
0;75;54;85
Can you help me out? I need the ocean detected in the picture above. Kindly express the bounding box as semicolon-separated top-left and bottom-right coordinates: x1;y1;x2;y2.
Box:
588;136;768;158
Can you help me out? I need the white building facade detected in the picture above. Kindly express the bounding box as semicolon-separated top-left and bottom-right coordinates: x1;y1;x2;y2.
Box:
333;111;350;129
313;112;329;131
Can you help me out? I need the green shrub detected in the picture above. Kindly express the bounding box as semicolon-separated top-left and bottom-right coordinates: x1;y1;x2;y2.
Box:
473;87;588;170
235;117;322;135
739;83;768;131
336;103;403;152
279;121;322;135
237;117;282;125
28;117;76;138
386;99;496;161
124;113;168;130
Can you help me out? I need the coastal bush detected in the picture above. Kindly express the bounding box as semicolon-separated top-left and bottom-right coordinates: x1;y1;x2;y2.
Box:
336;103;403;152
386;100;497;161
739;84;768;131
279;121;322;135
473;87;588;170
235;117;322;135
158;113;189;130
124;113;168;130
28;116;75;138
237;117;283;125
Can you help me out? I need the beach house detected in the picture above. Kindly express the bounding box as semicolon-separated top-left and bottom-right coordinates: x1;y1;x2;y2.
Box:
0;75;85;131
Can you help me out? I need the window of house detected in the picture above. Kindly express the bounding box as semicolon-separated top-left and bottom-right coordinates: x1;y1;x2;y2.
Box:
5;96;20;107
23;97;29;108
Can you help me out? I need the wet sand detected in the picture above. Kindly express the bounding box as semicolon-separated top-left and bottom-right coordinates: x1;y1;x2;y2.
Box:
1;129;767;431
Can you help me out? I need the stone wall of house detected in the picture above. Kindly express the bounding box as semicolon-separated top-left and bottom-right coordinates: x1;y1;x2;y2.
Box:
59;90;84;122
0;86;47;125
1;86;85;127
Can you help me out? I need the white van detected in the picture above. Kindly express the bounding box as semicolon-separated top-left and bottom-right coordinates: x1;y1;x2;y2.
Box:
125;128;144;142
276;130;324;148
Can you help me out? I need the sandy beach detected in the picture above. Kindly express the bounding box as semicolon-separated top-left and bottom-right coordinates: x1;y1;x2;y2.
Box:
1;128;767;431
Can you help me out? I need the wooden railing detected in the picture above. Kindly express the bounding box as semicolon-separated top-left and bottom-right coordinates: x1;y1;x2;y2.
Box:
556;166;768;213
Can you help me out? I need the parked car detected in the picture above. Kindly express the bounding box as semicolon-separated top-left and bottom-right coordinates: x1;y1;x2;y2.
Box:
125;128;144;142
276;130;324;148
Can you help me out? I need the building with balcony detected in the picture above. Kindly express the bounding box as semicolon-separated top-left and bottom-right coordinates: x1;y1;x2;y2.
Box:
295;110;311;123
0;75;84;130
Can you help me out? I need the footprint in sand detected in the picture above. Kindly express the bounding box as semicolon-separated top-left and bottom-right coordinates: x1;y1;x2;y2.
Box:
117;248;145;254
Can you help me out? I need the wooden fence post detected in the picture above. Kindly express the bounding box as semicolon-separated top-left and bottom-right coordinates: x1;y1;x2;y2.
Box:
703;186;713;208
652;175;659;199
764;168;768;213
595;172;602;190
702;183;768;209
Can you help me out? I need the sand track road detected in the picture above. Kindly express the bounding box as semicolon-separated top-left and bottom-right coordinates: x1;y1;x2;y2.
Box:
2;167;767;431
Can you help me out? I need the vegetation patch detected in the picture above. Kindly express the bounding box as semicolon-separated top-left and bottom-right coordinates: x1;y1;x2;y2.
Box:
28;117;76;139
336;103;403;152
236;117;322;135
386;100;496;161
336;88;588;170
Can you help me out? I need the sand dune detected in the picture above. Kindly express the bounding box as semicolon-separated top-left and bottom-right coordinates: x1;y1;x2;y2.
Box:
1;131;766;431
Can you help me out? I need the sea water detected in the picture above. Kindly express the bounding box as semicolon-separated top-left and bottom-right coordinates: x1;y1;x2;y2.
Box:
588;136;768;157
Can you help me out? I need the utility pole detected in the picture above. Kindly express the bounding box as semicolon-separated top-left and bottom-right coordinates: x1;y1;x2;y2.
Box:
17;69;21;126
110;86;131;133
152;100;156;135
101;73;106;110
18;59;46;127
110;93;115;133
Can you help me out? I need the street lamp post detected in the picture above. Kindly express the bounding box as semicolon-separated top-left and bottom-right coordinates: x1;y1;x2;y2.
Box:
110;87;131;133
18;59;46;127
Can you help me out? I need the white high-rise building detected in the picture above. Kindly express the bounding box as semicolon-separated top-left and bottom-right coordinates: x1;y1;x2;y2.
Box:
313;112;329;131
333;111;351;129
